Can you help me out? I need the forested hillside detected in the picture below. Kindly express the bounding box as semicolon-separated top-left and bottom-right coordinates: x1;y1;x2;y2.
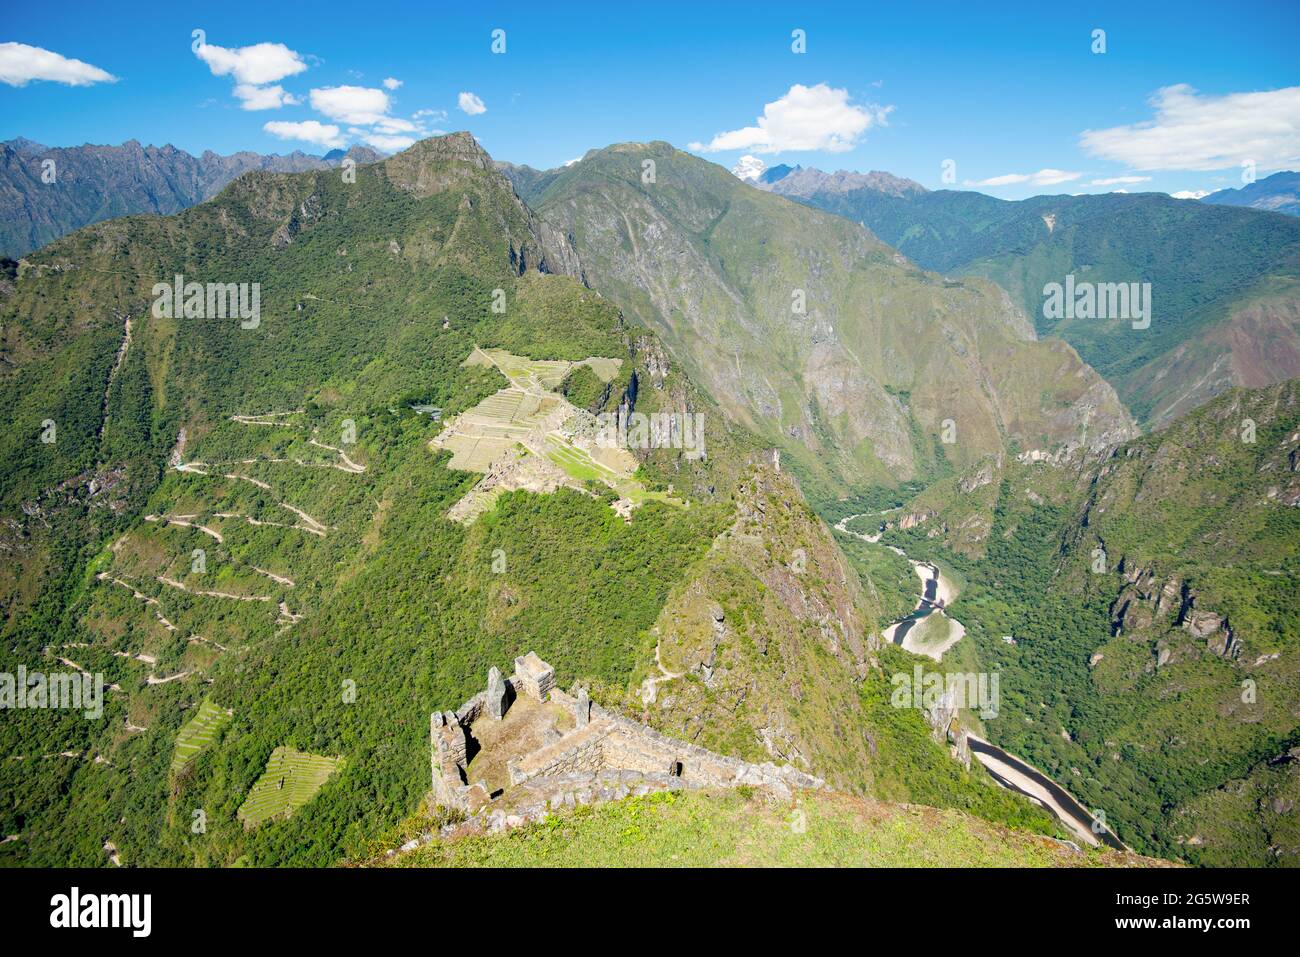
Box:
0;133;1044;866
532;143;1135;506
875;382;1300;865
0;138;381;258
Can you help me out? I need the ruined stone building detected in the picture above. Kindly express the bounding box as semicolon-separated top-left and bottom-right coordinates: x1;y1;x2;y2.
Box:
428;652;822;832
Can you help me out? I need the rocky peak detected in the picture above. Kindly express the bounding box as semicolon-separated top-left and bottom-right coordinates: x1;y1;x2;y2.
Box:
397;131;492;167
379;133;495;197
764;167;927;199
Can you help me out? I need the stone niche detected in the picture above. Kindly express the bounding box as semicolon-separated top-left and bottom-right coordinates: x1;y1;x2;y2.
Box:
513;651;556;701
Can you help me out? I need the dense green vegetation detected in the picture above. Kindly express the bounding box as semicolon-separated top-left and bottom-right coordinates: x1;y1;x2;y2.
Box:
876;383;1300;864
834;532;916;626
0;136;757;866
858;646;1062;834
5;130;1292;871
3;133;1014;870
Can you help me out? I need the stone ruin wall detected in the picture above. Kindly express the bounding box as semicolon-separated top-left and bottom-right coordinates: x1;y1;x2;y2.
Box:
430;682;517;812
512;700;809;791
508;712;608;780
431;652;824;816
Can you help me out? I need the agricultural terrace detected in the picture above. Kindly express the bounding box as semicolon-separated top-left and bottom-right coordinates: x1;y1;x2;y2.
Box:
170;700;233;774
432;348;680;520
236;747;344;828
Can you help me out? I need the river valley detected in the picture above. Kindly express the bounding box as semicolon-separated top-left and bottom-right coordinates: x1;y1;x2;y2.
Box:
833;510;1127;850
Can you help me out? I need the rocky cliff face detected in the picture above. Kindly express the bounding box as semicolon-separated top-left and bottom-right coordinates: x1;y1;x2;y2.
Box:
880;380;1300;865
625;463;885;790
381;133;584;282
1109;559;1239;664
777;176;1300;430
534;142;1135;500
761;167;925;199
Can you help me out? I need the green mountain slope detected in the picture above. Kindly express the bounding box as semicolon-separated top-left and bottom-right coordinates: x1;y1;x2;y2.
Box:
0;133;1045;866
0;133;743;865
875;380;1300;865
531;144;1136;506
775;179;1300;427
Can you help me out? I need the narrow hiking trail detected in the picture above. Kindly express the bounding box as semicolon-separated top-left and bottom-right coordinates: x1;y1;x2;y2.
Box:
172;466;331;536
145;513;225;543
74;406;351;720
254;567;296;587
639;641;684;705
157;576;272;602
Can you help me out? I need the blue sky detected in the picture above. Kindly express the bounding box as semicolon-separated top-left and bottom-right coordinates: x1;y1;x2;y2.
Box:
2;0;1297;199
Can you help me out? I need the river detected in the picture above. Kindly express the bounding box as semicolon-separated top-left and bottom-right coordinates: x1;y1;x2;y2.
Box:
966;735;1126;850
834;512;965;661
833;509;1127;851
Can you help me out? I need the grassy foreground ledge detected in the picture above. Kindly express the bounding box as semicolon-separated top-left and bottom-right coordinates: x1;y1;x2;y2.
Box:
376;789;1171;868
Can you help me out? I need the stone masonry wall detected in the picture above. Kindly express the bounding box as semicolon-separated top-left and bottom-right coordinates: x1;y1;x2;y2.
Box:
509;720;610;783
433;653;824;812
591;704;823;792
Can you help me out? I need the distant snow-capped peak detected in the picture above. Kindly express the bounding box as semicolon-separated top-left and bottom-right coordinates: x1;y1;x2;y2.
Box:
731;155;766;182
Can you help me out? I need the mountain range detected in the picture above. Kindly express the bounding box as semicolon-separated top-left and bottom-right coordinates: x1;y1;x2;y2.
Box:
869;379;1300;865
0;138;382;259
9;139;1294;434
755;165;1300;427
1204;171;1300;217
2;131;1296;868
511;143;1135;504
1;133;1060;866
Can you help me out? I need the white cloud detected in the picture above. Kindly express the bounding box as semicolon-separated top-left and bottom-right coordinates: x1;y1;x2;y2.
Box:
1080;84;1300;172
195;41;306;86
263;120;345;149
969;173;1031;186
458;91;487;115
1089;175;1151;186
1171;189;1210;200
382;77;402;90
1033;170;1083;186
563;157;583;167
372;118;429;137
360;132;417;151
967;169;1082;187
0;42;117;87
194;41;306;112
234;83;299;110
689;83;891;154
310;85;392;125
301;85;441;153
